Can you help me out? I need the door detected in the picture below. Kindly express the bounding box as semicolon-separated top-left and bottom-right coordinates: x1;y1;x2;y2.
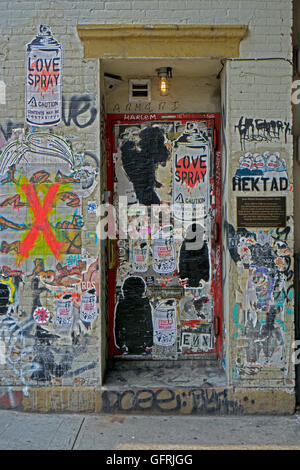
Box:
107;113;222;361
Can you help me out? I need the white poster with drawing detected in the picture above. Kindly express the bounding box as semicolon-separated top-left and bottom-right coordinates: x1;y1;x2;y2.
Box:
26;25;62;126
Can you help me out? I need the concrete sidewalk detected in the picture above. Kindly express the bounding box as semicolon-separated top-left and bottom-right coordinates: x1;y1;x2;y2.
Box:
0;409;300;450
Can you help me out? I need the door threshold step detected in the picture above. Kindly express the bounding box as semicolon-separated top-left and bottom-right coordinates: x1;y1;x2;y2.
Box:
104;359;227;389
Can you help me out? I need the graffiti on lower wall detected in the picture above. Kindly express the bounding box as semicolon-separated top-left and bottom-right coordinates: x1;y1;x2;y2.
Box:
101;387;244;414
228;140;293;379
0;130;100;400
226;221;293;378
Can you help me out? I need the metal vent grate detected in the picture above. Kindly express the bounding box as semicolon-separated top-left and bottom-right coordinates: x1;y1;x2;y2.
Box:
129;79;151;102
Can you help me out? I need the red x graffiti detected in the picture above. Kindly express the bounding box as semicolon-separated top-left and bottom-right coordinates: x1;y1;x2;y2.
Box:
18;183;64;260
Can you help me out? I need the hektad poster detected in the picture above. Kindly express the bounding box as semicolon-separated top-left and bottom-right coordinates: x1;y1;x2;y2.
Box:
25;25;62;126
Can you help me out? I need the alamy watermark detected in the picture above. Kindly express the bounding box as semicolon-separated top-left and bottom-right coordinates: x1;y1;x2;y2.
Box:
0;81;5;105
100;197;209;249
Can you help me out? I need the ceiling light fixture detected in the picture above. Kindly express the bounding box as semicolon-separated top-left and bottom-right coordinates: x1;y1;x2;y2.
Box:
156;67;172;96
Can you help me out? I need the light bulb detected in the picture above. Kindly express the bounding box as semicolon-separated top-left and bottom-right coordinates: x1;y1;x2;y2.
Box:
156;67;172;96
160;76;168;96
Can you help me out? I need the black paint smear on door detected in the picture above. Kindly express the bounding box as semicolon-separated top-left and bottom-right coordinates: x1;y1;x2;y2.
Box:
179;224;210;287
120;126;170;205
114;277;153;355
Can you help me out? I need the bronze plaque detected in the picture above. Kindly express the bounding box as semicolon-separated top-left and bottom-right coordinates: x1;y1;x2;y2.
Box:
237;196;286;228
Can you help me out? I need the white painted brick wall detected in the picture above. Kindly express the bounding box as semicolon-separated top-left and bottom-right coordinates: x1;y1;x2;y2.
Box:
0;0;294;392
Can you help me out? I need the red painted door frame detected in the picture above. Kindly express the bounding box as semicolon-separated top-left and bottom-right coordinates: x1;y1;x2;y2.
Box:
106;113;222;360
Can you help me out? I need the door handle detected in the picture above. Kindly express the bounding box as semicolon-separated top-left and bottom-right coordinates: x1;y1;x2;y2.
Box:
214;315;220;336
108;239;117;269
211;221;219;244
214;221;220;243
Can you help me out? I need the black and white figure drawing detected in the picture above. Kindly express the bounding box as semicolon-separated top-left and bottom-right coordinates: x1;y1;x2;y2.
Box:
120;126;170;205
114;276;153;355
179;223;210;287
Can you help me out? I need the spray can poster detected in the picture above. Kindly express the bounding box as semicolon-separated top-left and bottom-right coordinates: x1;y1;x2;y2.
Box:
172;122;210;221
25;25;62;126
153;299;177;347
